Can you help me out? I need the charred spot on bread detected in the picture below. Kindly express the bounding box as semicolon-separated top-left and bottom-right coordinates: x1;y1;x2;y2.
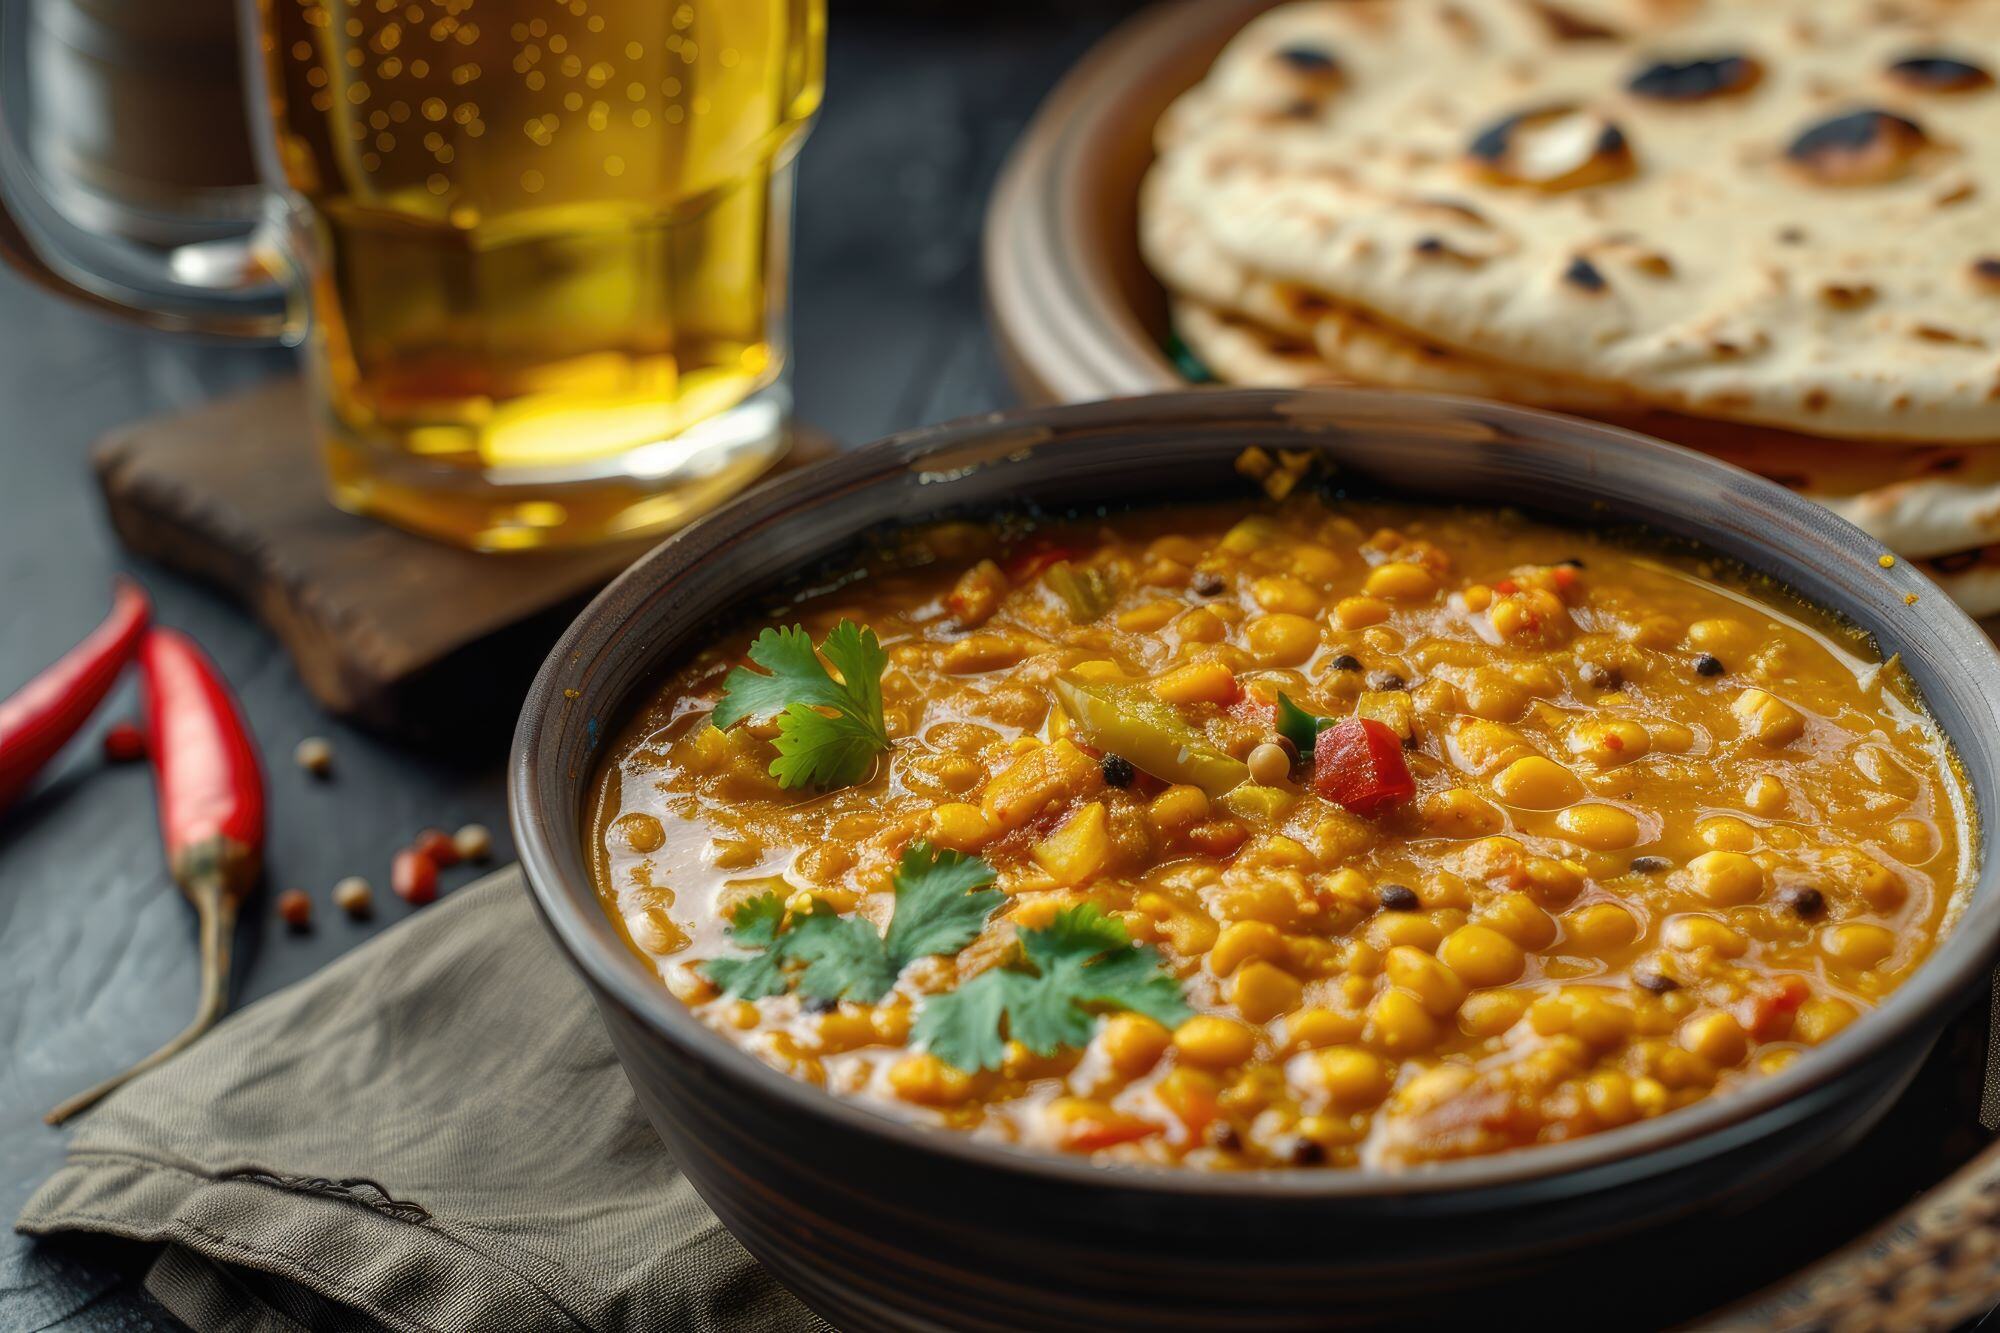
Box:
1562;256;1608;291
1466;105;1636;190
1818;281;1877;310
1274;44;1342;83
1411;234;1483;266
1886;54;1993;93
1784;108;1929;187
1526;1;1622;42
1971;256;2000;291
1627;54;1764;103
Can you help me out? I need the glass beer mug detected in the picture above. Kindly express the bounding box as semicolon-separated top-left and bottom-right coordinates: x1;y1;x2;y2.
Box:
0;0;826;550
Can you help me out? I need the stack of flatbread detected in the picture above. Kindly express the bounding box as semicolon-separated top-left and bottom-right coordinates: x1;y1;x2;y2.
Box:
1142;0;2000;613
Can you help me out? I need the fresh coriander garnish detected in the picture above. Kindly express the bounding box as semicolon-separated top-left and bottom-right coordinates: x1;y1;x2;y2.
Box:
713;620;890;790
914;903;1190;1074
701;894;792;1001
1275;691;1337;758
702;842;1002;1003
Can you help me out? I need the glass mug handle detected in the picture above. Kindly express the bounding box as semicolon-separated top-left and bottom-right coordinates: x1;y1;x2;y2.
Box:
0;8;294;342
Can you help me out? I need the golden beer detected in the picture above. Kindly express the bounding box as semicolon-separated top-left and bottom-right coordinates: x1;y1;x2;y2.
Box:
247;0;825;549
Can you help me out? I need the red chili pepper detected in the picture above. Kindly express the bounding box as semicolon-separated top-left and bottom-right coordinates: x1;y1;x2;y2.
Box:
0;579;149;812
1312;717;1416;817
48;628;265;1124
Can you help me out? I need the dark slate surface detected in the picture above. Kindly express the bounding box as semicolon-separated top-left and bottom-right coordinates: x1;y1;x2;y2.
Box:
0;9;1127;1327
2;5;1994;1331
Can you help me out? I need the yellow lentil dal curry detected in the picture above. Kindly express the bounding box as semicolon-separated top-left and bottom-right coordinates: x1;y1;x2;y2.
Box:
589;497;1972;1170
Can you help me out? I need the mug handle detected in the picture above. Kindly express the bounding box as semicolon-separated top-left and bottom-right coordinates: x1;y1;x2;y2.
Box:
0;58;294;342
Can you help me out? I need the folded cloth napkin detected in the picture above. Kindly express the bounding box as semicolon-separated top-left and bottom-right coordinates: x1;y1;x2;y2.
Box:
17;869;829;1333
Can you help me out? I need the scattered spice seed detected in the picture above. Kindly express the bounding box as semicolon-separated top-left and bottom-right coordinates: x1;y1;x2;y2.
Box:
1100;754;1137;788
1206;1121;1243;1152
452;823;493;863
412;827;460;868
1366;670;1406;692
393;849;439;905
1330;654;1362;673
1635;969;1681;994
1577;662;1619;691
1378;883;1420;912
1630;855;1672;874
1693;653;1725;678
1190;570;1226;597
1779;884;1826;919
102;721;146;763
332;876;374;918
294;736;334;777
801;995;837;1015
1280;1135;1327;1166
277;888;313;930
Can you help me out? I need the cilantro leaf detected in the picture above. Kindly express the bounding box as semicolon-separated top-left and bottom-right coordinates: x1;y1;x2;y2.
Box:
1276;691;1336;759
817;621;887;736
700;894;792;1000
769;701;888;790
713;627;844;728
914;903;1192;1072
786;904;900;1002
698;843;1003;1005
713;621;891;790
909;969;1016;1076
882;843;1001;965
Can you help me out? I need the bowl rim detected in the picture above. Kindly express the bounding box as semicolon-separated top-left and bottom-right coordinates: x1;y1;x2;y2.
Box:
511;387;2000;1199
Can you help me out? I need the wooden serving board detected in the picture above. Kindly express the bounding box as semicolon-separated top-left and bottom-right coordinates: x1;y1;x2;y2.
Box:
93;377;835;740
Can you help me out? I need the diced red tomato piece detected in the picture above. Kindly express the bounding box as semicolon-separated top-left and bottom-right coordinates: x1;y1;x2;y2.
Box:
1493;578;1519;595
1312;717;1416;817
1738;975;1810;1041
1052;1101;1161;1152
1227;693;1274;728
1551;565;1580;595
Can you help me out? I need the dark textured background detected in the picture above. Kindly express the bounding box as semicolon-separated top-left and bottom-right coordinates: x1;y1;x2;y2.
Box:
0;7;1135;1326
1;4;1994;1330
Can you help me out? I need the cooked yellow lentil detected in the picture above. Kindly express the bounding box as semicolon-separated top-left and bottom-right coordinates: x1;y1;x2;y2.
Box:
589;498;1973;1169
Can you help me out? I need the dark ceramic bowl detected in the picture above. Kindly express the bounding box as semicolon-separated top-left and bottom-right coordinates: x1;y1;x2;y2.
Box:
511;390;2000;1332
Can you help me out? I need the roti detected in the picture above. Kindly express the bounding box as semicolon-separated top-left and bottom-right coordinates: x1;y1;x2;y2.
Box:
1151;0;2000;442
1173;294;2000;560
1144;172;1643;412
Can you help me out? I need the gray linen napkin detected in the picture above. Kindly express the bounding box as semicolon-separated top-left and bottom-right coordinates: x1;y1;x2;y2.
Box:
16;869;828;1333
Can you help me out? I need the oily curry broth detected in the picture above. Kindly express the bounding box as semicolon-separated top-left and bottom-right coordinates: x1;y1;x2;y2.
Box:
588;498;1972;1169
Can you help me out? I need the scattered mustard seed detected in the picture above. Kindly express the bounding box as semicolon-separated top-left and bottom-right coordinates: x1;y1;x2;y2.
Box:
332;876;374;918
294;736;335;777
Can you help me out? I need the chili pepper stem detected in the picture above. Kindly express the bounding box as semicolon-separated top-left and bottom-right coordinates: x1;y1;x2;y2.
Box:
45;875;235;1125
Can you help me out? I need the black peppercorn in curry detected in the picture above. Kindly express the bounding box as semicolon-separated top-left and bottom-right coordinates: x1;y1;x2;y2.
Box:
588;498;1972;1170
